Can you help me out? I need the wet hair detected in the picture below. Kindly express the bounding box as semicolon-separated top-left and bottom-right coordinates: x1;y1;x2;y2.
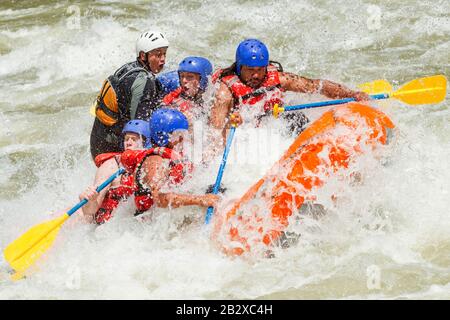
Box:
217;62;237;79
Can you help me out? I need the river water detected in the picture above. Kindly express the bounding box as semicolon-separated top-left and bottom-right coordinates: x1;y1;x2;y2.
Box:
0;0;449;299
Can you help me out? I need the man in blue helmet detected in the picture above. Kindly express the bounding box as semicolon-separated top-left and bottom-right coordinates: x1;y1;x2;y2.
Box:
120;109;219;216
209;39;369;143
162;56;213;122
79;120;151;224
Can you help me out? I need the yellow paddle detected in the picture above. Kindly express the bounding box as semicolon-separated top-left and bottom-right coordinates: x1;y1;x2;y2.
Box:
273;75;447;117
389;75;447;105
358;79;393;95
359;76;447;104
3;168;125;281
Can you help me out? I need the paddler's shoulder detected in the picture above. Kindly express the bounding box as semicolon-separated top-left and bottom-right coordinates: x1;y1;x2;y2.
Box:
278;71;315;91
214;81;234;99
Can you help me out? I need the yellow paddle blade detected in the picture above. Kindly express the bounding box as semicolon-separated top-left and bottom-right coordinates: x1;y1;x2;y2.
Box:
358;80;393;95
3;213;69;276
392;75;447;105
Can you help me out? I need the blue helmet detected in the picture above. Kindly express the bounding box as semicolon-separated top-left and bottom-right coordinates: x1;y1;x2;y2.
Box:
178;56;213;90
122;119;151;148
150;108;189;147
157;70;180;95
235;39;269;75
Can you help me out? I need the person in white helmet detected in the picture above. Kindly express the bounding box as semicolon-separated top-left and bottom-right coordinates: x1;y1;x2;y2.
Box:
90;30;170;160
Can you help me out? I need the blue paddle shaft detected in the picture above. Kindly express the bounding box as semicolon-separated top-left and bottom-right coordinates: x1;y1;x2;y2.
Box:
67;168;126;216
205;126;236;224
283;93;389;112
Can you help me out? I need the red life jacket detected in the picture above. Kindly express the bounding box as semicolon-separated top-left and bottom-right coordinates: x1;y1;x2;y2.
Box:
220;65;284;112
163;87;204;117
94;152;121;168
93;153;135;225
120;147;193;215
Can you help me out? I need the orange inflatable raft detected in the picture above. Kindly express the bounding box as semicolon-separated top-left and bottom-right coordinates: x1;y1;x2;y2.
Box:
211;103;395;256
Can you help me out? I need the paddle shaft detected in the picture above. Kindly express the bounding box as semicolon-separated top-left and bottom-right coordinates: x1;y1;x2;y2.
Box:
282;94;388;112
205;126;236;224
282;75;446;113
67;167;126;216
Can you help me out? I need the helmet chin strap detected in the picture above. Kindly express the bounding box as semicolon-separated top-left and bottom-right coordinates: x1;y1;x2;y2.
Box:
145;52;152;72
140;52;153;73
137;135;145;149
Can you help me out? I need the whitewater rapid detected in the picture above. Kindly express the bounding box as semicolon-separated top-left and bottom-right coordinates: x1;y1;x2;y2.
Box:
0;0;449;299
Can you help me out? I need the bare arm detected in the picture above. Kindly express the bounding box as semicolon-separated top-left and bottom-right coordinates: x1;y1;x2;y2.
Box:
79;158;119;222
154;192;218;209
279;72;369;101
140;155;219;209
206;82;235;159
209;82;234;130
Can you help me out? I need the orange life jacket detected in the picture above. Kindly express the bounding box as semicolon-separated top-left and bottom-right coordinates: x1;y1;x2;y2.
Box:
120;147;193;215
93;62;148;128
220;65;284;112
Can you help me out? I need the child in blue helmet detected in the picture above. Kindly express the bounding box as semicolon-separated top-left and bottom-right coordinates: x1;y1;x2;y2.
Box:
79;120;150;224
162;56;213;123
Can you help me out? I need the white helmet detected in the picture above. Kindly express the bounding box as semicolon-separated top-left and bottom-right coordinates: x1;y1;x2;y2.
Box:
135;30;169;57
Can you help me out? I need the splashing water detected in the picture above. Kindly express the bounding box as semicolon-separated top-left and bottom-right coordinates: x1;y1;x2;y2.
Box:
0;0;449;299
